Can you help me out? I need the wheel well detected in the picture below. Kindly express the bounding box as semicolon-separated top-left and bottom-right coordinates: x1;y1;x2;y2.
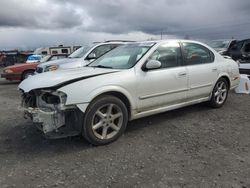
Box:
221;76;230;88
21;69;35;79
95;91;131;119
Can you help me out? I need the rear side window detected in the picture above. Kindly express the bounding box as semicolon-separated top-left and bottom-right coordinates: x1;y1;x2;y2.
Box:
182;42;214;65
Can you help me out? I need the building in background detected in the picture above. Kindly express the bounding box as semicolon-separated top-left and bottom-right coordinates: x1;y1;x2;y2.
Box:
0;50;33;67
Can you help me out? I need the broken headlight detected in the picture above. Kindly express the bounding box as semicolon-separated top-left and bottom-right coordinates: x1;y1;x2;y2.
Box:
41;91;67;105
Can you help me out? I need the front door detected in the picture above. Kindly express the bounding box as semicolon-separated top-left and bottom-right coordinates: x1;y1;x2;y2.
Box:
136;42;188;112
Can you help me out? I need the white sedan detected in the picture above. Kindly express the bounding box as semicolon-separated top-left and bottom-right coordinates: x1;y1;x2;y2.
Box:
19;40;240;145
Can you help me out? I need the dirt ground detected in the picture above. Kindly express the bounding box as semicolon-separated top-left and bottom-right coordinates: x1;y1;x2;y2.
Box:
0;74;250;188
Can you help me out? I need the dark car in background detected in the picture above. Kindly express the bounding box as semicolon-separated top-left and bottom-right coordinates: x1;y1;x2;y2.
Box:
207;39;250;75
225;39;250;74
225;39;250;63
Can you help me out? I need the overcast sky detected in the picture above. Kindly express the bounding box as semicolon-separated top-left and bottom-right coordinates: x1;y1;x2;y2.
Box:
0;0;250;50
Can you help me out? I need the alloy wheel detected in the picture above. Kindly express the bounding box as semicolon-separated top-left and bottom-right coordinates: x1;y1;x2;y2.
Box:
91;103;123;140
214;81;228;105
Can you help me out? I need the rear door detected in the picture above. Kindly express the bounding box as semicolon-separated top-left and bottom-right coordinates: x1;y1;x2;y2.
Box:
181;42;218;100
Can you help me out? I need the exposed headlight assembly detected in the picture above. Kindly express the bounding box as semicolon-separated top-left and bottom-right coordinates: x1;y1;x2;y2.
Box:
40;90;67;105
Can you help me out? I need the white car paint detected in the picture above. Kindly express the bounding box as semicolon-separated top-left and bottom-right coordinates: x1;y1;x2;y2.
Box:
19;40;240;138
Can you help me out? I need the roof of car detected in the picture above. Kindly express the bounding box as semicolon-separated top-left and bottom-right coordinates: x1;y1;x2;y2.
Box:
130;39;204;44
93;41;133;45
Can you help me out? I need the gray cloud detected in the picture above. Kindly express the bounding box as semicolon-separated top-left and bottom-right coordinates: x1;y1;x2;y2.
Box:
0;0;85;29
0;0;250;49
51;0;250;36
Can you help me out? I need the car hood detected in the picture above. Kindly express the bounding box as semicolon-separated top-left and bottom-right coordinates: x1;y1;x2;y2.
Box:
38;58;79;68
58;60;90;70
19;67;118;92
5;63;38;69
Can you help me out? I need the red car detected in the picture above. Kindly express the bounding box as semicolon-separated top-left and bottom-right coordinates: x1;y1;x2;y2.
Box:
1;54;68;81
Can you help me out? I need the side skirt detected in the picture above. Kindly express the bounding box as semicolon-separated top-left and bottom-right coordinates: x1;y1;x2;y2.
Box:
131;97;210;120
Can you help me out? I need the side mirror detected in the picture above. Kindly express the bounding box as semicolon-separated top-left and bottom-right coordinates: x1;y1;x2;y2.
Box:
142;60;161;71
87;52;96;60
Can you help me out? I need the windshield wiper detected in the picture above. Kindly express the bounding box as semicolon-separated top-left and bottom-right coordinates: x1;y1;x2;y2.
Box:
91;65;113;69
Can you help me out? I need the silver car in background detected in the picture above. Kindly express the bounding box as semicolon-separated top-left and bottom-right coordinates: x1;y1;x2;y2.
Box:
35;41;128;73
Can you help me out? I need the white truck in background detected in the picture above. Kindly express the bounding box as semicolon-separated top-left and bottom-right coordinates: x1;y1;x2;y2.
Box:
34;45;81;56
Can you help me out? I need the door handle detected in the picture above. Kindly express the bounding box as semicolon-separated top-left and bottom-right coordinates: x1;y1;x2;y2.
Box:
212;68;217;72
178;72;187;77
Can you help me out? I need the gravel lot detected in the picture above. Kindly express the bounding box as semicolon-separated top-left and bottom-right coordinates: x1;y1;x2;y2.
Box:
0;72;250;188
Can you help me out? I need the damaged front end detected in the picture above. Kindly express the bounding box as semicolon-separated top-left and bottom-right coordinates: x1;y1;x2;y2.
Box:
21;89;82;138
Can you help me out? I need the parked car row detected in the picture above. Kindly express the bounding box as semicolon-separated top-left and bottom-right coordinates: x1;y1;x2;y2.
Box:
18;40;240;145
1;41;129;81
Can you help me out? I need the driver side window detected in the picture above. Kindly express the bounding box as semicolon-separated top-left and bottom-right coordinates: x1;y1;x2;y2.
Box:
148;42;182;69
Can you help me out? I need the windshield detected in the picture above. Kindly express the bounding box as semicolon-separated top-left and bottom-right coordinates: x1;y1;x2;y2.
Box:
88;43;155;69
68;45;94;58
206;40;231;49
39;55;51;63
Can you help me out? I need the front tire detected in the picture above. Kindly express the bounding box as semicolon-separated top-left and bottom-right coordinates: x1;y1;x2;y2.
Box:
82;95;128;145
208;78;229;108
22;70;34;80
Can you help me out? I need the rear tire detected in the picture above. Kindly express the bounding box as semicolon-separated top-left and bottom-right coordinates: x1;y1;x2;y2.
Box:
208;78;229;108
82;95;128;145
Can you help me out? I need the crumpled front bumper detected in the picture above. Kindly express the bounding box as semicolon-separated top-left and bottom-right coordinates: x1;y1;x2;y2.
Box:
24;107;65;134
21;89;82;138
